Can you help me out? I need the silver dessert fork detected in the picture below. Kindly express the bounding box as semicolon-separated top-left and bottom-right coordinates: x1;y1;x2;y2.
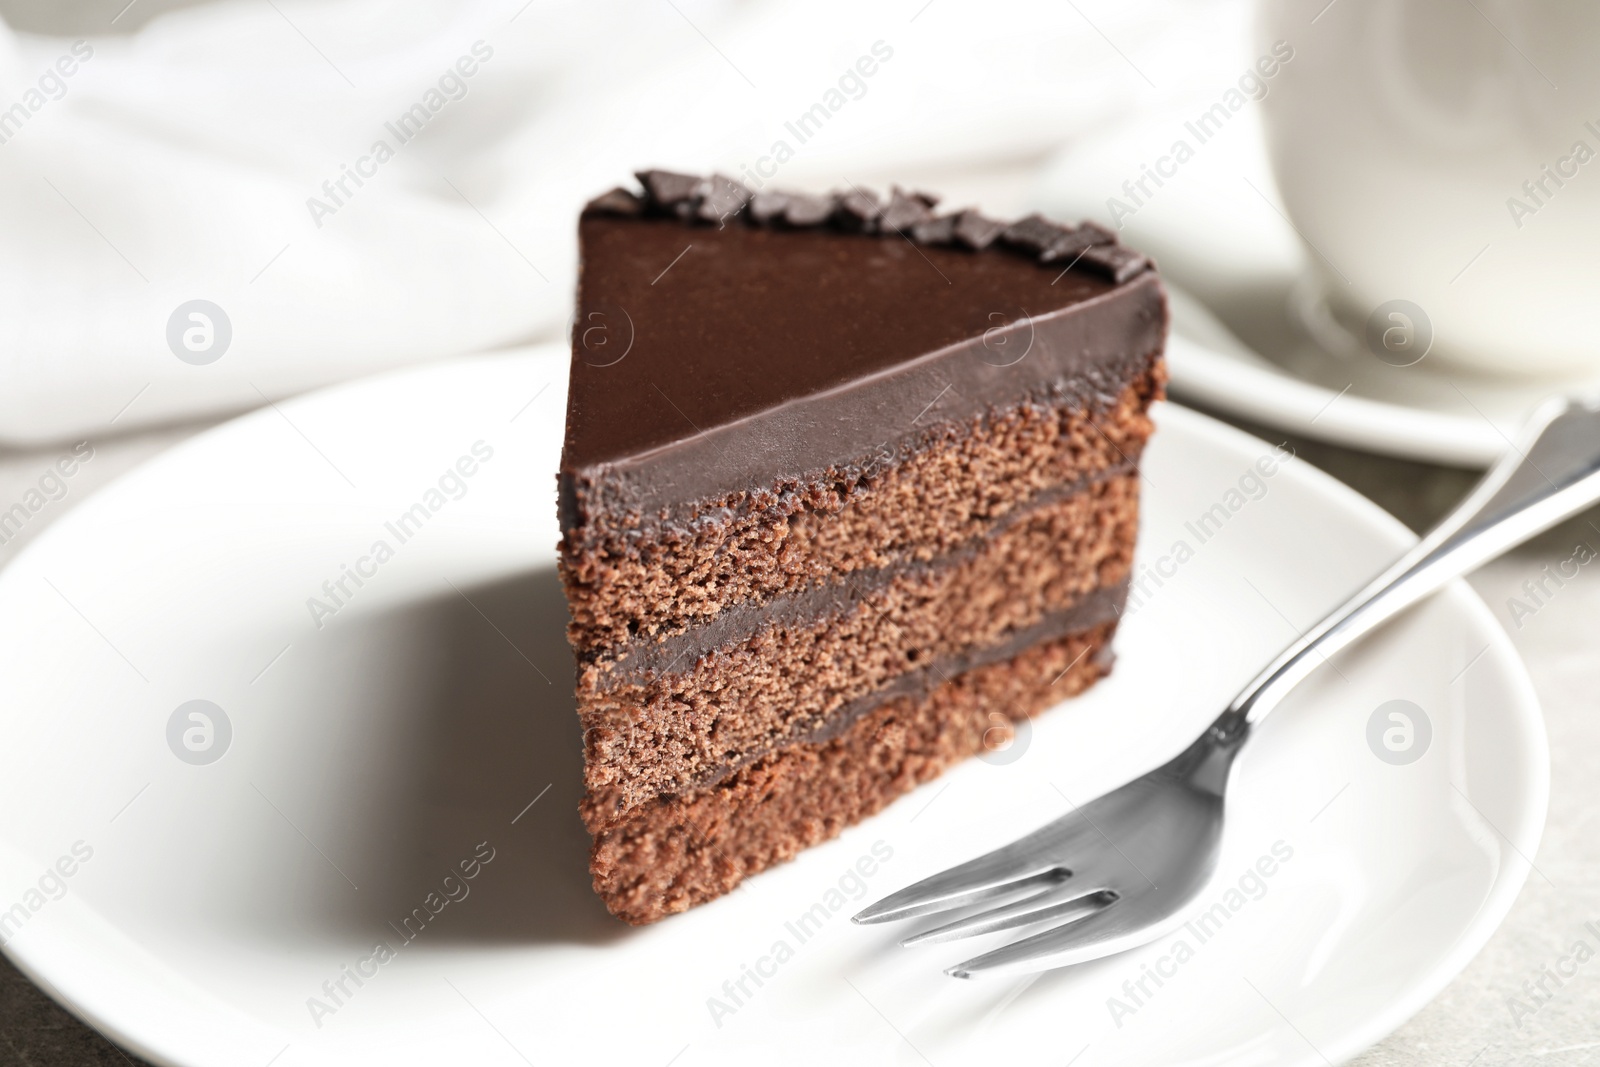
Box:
855;396;1600;979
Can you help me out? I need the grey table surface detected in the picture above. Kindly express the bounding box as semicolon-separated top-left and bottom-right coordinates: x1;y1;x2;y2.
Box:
0;395;1595;1067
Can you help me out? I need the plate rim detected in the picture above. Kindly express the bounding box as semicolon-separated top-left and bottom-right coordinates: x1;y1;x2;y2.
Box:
1167;331;1508;469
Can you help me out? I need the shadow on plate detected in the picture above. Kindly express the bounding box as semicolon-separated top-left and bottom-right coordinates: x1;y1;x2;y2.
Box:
294;565;628;948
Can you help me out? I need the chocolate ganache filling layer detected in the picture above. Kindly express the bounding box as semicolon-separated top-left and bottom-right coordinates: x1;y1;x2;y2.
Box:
587;458;1138;680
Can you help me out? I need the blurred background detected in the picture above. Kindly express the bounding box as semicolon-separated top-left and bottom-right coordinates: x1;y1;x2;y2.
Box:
1;1;1597;1063
0;0;1250;445
1;0;1595;459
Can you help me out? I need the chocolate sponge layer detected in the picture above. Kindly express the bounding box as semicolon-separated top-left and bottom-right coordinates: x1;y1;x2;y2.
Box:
578;473;1139;827
560;363;1162;655
589;620;1117;925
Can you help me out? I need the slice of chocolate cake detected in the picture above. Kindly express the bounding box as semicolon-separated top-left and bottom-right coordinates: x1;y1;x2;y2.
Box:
559;172;1166;924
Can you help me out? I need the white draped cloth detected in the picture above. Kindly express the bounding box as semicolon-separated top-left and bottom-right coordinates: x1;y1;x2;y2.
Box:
0;0;1246;444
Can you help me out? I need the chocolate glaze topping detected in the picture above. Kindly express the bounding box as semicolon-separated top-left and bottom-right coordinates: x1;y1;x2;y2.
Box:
562;171;1165;538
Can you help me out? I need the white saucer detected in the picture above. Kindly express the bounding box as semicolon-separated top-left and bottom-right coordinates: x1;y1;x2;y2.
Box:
1033;105;1600;468
0;348;1545;1066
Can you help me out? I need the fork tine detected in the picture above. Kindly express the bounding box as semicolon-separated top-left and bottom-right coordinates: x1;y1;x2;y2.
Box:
857;771;1163;927
851;855;1070;925
900;886;1114;946
946;891;1185;979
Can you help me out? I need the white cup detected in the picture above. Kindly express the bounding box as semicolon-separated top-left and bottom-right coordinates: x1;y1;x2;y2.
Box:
1258;0;1600;378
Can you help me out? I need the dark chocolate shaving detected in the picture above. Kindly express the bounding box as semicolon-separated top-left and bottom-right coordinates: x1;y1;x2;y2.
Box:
583;187;643;217
1080;244;1150;284
784;193;835;226
910;214;958;244
835;187;882;231
613;170;1150;282
952;210;1007;250
881;186;937;232
1039;225;1113;263
697;173;751;223
1000;214;1069;255
748;190;790;224
635;170;702;213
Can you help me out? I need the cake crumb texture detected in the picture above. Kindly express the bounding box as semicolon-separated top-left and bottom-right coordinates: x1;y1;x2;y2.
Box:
578;474;1139;824
589;621;1115;925
561;364;1162;654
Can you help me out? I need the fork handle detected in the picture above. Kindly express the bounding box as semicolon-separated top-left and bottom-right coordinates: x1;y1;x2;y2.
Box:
1226;396;1600;726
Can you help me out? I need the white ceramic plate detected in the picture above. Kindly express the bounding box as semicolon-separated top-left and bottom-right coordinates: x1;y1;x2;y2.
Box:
1034;104;1600;468
0;348;1546;1067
